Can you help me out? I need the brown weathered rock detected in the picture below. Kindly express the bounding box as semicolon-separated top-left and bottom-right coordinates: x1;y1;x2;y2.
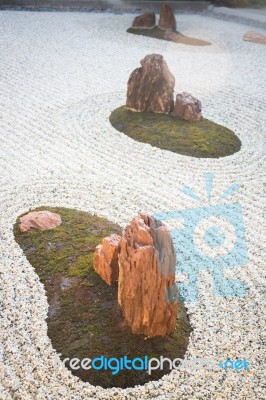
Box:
159;3;176;32
118;214;177;337
243;31;266;45
19;211;61;232
172;92;202;122
93;234;121;285
126;54;175;114
132;12;156;29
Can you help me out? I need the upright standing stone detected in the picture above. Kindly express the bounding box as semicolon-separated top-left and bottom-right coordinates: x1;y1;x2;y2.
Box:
172;92;202;122
118;214;178;337
159;4;177;32
132;12;156;29
126;54;175;114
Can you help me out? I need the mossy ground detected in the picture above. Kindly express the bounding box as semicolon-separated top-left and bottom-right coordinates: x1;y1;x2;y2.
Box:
14;207;191;389
127;26;211;46
110;106;241;158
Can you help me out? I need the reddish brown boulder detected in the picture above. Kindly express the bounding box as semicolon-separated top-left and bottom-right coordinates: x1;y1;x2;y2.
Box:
126;54;175;114
172;92;202;122
118;214;177;338
93;234;121;285
132;12;156;29
19;211;61;232
159;3;176;32
243;31;266;45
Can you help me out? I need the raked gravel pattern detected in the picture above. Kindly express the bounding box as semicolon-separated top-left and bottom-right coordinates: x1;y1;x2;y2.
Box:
0;10;265;400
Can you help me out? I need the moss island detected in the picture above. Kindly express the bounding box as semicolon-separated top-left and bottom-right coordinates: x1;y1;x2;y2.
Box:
110;105;241;158
14;206;191;388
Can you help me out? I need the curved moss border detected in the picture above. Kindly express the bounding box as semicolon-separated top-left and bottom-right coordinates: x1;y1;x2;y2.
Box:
14;207;191;389
110;106;241;158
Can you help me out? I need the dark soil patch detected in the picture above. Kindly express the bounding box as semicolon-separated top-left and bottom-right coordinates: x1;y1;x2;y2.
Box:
110;105;241;158
14;207;191;389
127;26;211;46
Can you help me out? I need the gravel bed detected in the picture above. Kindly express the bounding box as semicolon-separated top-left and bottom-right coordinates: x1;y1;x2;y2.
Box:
0;11;265;400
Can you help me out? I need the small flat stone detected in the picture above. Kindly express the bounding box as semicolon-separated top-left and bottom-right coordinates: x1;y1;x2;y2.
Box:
19;210;61;232
243;31;266;45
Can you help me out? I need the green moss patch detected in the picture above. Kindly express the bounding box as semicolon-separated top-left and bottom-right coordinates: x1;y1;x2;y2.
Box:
127;26;211;46
14;207;191;389
110;105;241;158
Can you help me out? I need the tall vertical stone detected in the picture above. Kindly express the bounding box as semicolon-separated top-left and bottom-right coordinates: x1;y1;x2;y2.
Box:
159;4;177;32
126;54;175;114
118;214;178;337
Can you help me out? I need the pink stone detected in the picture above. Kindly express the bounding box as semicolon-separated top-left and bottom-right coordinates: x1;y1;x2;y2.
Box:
243;31;266;45
19;211;61;232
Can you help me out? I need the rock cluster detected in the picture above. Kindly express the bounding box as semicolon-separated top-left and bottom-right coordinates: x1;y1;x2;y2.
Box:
126;54;202;121
131;4;176;32
132;12;155;29
129;4;210;47
19;210;61;232
93;214;178;337
128;6;203;121
173;92;202;122
93;234;120;285
126;54;175;114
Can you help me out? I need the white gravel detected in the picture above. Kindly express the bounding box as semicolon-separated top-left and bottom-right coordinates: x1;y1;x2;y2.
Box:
0;10;265;400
